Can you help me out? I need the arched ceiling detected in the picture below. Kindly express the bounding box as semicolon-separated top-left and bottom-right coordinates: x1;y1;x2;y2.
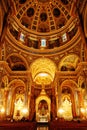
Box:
8;0;74;34
59;54;80;71
30;58;57;85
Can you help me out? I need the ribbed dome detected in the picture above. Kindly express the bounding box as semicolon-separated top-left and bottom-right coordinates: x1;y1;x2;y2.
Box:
8;0;78;51
13;0;72;33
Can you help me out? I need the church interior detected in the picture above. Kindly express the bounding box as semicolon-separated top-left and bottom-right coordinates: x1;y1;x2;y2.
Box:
0;0;87;129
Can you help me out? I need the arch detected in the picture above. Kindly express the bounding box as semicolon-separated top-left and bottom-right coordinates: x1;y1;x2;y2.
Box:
59;95;73;120
61;79;78;91
6;53;29;70
36;95;51;122
58;54;80;71
30;58;57;85
59;79;79;119
8;79;26;89
6;79;26;116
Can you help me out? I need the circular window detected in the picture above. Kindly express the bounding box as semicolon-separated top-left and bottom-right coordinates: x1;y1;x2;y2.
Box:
53;8;60;17
27;8;34;17
40;13;47;22
61;0;69;5
19;0;26;4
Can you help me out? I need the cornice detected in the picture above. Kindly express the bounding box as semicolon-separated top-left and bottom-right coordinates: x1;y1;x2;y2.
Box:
56;62;87;78
5;27;81;56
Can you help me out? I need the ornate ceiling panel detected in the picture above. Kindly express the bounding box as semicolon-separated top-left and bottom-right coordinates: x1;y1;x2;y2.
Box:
9;0;72;33
30;58;57;85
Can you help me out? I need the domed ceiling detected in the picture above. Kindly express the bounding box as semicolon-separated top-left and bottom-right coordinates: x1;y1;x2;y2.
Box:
8;0;78;52
4;0;82;86
14;0;71;33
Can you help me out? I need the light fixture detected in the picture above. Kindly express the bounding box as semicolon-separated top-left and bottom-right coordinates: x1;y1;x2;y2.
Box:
22;108;28;114
15;98;24;110
37;73;49;77
80;107;85;114
58;108;64;115
0;107;5;113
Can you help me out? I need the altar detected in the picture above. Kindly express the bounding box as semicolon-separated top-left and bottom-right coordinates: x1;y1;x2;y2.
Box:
36;94;51;122
37;113;49;122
